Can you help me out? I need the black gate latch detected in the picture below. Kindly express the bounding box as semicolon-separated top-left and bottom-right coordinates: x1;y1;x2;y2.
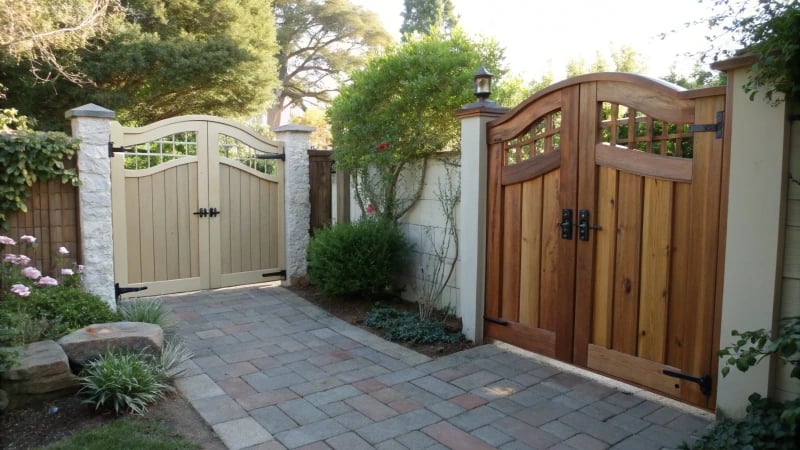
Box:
663;369;712;395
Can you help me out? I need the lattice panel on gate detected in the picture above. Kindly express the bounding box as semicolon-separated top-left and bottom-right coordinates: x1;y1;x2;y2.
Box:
504;109;562;165
123;132;197;169
599;102;694;158
218;134;278;175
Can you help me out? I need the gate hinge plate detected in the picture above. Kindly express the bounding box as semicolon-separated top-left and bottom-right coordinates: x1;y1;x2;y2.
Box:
256;153;286;161
688;111;724;139
262;269;287;280
108;141;127;158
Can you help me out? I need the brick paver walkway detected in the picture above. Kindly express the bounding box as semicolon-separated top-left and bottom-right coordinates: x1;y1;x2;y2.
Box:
166;284;712;450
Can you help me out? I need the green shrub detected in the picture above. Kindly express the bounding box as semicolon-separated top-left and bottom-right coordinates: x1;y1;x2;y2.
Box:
118;299;177;339
79;349;172;415
307;218;411;297
683;393;799;450
364;307;462;344
2;287;120;337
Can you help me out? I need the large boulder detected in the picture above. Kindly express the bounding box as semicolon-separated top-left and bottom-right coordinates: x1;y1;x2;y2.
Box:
0;340;80;408
58;321;164;365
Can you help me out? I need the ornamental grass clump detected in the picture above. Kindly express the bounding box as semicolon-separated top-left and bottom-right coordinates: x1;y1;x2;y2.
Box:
118;298;178;339
307;217;411;298
79;349;173;415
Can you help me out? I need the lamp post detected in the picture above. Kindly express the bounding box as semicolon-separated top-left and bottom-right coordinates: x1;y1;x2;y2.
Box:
474;66;493;101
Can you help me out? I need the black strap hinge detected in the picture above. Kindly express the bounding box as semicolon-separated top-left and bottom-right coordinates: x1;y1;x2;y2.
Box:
256;153;286;161
262;269;287;279
484;316;509;326
108;141;127;158
662;369;712;395
688;111;724;139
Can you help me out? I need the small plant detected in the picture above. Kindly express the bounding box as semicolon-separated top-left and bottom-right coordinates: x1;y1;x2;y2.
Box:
79;349;173;415
307;217;411;297
156;338;192;381
683;316;800;449
365;307;462;344
4;287;120;337
118;299;178;339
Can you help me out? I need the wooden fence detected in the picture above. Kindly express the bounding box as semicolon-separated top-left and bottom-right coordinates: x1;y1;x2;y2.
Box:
5;178;81;276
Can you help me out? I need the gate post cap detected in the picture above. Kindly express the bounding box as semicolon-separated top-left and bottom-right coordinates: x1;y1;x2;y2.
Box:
273;124;315;133
65;104;116;119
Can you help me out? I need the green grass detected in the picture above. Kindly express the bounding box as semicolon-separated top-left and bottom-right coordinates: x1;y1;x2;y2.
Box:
40;417;201;450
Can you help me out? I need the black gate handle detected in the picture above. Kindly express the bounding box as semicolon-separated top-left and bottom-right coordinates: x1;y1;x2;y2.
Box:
209;207;221;218
578;209;602;241
193;208;208;218
663;369;712;395
558;209;573;240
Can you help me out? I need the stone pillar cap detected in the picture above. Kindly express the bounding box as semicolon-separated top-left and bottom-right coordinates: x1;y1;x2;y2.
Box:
273;124;316;133
65;104;116;119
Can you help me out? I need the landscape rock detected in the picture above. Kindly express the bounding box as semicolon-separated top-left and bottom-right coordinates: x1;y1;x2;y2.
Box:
58;321;164;365
0;341;80;408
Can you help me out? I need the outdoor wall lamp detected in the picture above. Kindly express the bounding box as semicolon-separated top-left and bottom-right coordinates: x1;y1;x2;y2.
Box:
474;66;493;101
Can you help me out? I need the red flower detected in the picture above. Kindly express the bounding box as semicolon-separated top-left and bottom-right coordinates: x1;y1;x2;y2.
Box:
374;141;390;152
366;203;376;214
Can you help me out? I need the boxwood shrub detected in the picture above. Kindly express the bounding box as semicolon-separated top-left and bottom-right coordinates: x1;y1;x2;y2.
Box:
307;217;411;298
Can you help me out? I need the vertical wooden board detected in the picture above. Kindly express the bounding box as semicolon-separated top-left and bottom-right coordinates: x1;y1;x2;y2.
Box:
485;142;506;321
176;164;191;279
189;163;200;278
125;178;142;283
682;95;725;407
501;184;522;322
611;171;643;355
164;167;180;280
574;82;598;366
539;169;561;331
229;168;242;274
238;169;252;272
592;167;618;347
151;171;168;281
519;178;543;327
637;178;673;363
667;181;691;369
250;176;261;270
269;181;280;267
137;176;156;283
219;165;232;274
259;181;270;267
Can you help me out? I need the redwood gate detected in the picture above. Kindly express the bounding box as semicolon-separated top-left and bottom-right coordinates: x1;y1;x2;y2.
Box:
485;73;727;409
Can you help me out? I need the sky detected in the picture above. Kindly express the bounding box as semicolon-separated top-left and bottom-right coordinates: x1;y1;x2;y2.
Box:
351;0;729;82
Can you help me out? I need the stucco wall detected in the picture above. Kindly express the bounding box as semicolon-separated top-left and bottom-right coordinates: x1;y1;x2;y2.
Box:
349;157;462;314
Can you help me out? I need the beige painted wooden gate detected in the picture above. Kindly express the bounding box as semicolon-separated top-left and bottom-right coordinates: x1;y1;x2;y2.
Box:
110;116;285;297
485;74;727;409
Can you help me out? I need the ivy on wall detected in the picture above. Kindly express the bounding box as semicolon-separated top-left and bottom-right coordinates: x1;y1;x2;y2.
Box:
0;109;81;229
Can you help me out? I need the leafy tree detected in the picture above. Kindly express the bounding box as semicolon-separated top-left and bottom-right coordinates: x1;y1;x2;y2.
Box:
269;0;392;129
329;31;503;221
2;0;280;129
290;108;331;149
701;0;800;102
0;0;120;84
400;0;458;39
664;63;726;89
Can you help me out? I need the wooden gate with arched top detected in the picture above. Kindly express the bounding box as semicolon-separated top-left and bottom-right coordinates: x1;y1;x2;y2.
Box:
110;115;286;298
484;73;727;409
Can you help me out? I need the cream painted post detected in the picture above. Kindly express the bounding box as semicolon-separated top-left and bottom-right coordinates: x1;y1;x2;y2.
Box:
455;102;507;342
64;104;117;309
274;124;315;285
714;58;789;418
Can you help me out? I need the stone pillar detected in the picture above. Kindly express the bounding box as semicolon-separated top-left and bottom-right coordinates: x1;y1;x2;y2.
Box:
274;124;315;285
454;100;507;342
64;104;116;309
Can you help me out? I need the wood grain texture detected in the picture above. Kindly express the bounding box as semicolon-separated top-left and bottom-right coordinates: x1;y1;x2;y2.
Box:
591;167;618;347
596;145;692;183
519;178;543;327
588;344;681;397
612;172;643;355
501;184;522;322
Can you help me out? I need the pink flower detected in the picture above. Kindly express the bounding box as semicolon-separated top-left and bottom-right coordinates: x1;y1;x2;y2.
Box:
19;235;36;244
58;246;69;255
0;236;16;246
37;276;58;286
3;253;18;264
22;267;41;279
15;255;31;265
366;203;376;214
61;268;74;276
10;283;30;297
